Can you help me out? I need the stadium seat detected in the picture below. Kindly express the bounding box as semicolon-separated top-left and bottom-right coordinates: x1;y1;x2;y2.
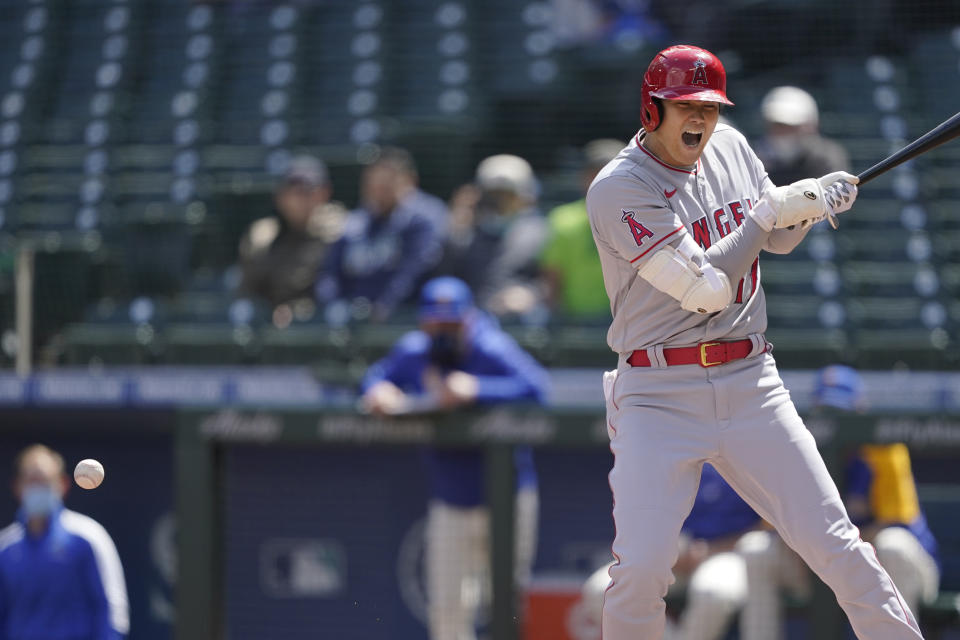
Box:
298;3;386;147
841;260;938;297
124;3;220;145
762;259;833;294
841;197;910;231
835;229;928;262
939;264;960;296
908;29;960;114
161;295;269;365
385;1;483;130
259;320;353;369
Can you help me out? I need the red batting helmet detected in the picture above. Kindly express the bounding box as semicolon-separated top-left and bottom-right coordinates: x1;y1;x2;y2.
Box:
641;45;734;131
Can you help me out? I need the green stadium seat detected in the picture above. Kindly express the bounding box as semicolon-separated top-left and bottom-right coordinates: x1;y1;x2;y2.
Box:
762;259;826;294
927;200;960;231
939;264;960;296
909;29;960;110
259;322;352;368
835;229;923;262
124;3;220;145
842;197;906;230
20;144;88;172
44;4;141;145
841;261;934;297
385;1;483;129
159;294;270;364
161;324;259;365
298;3;386;147
58;322;160;366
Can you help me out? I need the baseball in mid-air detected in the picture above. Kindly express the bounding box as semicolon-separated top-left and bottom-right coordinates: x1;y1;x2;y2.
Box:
74;459;105;490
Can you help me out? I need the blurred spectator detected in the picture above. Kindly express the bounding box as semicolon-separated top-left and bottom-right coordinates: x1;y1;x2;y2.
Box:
441;154;547;320
0;445;129;640
740;365;939;639
579;464;763;640
540;139;624;320
754;86;851;187
238;155;346;309
315;148;447;323
360;277;549;640
817;365;940;619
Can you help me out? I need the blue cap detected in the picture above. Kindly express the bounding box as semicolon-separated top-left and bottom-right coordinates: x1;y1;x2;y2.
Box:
419;277;473;323
813;364;864;411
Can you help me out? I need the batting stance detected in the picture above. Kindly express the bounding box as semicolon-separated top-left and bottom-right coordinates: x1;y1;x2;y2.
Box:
360;276;549;640
587;45;923;639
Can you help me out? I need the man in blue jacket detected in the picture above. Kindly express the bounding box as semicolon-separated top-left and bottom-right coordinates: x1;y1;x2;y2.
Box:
315;147;448;323
361;276;549;640
0;445;129;640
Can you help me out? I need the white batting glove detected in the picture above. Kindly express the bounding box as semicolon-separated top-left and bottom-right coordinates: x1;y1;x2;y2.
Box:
749;171;859;231
821;173;859;229
796;173;860;230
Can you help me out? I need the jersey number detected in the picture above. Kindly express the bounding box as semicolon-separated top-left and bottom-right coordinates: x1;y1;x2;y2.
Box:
734;257;760;304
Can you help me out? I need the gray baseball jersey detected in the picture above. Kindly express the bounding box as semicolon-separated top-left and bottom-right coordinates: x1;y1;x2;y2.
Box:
587;123;793;354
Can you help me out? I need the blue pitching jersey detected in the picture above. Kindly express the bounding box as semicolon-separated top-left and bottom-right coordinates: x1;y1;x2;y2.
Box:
682;463;762;541
361;312;549;507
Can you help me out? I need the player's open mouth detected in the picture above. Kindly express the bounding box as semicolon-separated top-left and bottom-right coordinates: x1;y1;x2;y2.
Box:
682;131;702;148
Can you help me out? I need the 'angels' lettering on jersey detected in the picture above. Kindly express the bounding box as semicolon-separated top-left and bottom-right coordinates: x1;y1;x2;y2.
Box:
692;198;759;303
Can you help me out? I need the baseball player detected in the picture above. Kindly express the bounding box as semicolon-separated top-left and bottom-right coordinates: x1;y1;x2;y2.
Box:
586;44;923;639
581;463;762;640
360;276;549;640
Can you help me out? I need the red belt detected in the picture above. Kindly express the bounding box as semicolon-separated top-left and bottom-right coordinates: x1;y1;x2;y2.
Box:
628;338;755;368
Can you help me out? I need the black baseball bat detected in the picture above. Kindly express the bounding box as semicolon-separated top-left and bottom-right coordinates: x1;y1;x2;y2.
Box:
858;111;960;186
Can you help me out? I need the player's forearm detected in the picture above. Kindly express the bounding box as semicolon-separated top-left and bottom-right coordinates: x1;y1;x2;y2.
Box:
473;374;543;403
703;217;769;281
764;224;811;255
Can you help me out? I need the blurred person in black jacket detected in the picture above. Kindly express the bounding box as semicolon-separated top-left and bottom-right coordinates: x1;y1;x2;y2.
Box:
238;155;346;310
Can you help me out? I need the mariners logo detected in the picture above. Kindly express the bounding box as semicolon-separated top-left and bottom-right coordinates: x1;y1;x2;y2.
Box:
691;60;709;86
396;516;492;628
396;516;430;625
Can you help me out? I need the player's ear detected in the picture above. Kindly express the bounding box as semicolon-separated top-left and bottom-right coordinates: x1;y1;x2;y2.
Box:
653;98;664;127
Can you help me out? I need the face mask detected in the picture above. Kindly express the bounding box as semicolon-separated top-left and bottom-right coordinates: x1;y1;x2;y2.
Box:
477;215;510;236
429;332;462;369
767;133;804;163
21;485;61;518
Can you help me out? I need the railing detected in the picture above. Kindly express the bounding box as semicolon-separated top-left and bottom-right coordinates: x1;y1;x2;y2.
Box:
174;406;960;640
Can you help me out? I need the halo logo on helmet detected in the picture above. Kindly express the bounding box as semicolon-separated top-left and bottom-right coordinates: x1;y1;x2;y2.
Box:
640;45;734;132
